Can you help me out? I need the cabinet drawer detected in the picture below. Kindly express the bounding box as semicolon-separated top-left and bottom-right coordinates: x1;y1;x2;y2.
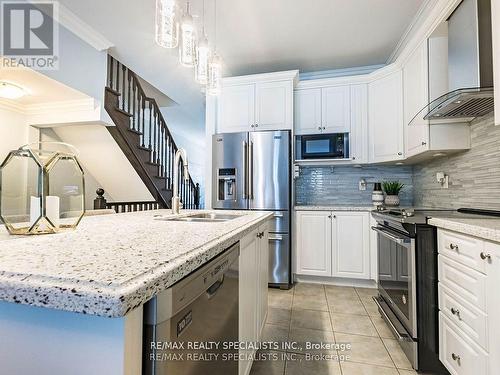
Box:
439;284;488;350
439;313;488;375
438;255;487;312
438;230;486;274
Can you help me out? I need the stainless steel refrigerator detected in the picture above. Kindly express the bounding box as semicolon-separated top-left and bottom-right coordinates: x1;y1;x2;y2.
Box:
212;130;291;288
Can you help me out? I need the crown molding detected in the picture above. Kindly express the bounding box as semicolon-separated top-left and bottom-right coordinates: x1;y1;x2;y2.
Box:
0;99;25;114
57;3;113;51
222;70;300;86
299;65;385;81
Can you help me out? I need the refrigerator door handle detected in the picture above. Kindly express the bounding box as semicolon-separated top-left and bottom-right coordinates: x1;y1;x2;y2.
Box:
242;140;248;199
249;140;254;200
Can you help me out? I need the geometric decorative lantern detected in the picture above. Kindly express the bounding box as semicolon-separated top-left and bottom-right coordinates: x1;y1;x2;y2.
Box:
0;142;85;235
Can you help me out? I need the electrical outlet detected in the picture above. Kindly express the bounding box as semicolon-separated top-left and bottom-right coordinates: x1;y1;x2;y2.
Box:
359;178;367;191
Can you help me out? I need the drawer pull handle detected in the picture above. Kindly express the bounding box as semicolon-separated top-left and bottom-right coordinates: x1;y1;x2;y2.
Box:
451;353;461;363
450;307;460;318
449;243;459;251
480;252;491;260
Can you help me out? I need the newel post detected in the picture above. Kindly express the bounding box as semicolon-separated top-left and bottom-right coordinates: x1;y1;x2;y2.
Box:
94;188;107;209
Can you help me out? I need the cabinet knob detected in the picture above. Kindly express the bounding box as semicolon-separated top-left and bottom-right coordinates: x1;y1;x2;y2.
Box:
322;127;326;130
451;353;461;362
480;252;491;260
251;124;254;128
421;141;427;146
450;307;460;317
318;126;322;131
255;124;259;128
397;152;402;156
352;156;356;160
449;243;459;251
327;214;332;219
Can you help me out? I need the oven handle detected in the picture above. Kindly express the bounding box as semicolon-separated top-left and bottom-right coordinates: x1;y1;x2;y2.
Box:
371;226;409;244
373;297;410;342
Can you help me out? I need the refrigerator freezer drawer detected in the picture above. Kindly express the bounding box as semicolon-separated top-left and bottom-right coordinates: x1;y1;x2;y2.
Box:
268;233;290;285
268;211;290;233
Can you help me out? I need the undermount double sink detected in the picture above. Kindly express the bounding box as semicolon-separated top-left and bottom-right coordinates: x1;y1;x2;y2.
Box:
156;212;243;223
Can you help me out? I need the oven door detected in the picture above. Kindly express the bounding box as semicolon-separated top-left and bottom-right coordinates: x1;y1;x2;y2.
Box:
372;224;417;339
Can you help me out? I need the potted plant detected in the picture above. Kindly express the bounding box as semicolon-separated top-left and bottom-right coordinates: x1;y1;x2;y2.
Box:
382;181;404;207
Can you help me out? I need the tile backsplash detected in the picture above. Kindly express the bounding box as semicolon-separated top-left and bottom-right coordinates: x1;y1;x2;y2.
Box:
295;165;413;206
413;114;500;210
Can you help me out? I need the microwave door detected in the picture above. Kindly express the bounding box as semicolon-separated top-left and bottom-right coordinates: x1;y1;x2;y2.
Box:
212;132;249;209
249;131;290;210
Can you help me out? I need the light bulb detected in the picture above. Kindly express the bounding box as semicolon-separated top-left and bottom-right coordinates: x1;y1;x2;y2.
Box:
179;3;196;67
195;35;210;84
207;53;222;95
155;0;178;48
0;82;26;99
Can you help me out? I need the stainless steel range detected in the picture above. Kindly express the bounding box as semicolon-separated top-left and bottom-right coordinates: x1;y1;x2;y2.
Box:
371;207;500;373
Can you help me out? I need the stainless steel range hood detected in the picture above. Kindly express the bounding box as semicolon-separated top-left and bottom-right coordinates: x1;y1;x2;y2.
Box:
424;0;494;122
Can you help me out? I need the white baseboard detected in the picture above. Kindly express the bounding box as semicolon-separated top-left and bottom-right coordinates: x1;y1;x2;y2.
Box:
293;274;377;289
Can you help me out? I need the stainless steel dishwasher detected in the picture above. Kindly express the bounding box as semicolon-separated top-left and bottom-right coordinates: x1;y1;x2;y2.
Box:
143;242;239;375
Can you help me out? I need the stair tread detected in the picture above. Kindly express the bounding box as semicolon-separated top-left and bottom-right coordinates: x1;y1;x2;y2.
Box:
105;87;121;96
137;145;152;152
114;107;132;117
127;128;142;135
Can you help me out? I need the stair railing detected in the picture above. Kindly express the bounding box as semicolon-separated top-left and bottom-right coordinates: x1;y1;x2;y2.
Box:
106;55;200;209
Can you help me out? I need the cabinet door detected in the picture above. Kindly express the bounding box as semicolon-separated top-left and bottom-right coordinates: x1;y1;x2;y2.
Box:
295;211;332;277
255;80;292;130
485;240;500;374
257;225;269;336
350;84;368;163
368;70;405;162
321;86;351;133
294;88;322;135
239;229;258;375
493;0;500;125
332;212;370;279
219;84;255;133
404;41;430;157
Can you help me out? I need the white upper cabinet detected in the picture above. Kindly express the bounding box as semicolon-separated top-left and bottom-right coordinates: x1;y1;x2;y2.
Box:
255;80;293;131
217;71;297;134
295;211;332;277
219;84;256;133
493;0;500;126
294;88;322;134
350;84;368;163
404;41;430;157
322;86;351;133
294;86;351;135
368;69;405;162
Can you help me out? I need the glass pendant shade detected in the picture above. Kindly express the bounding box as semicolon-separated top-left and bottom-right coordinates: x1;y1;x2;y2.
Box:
195;36;210;84
207;53;222;95
179;3;196;67
155;0;179;48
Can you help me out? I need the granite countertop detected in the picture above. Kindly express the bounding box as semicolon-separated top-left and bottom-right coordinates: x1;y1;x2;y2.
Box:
428;217;500;243
0;209;272;318
294;205;375;212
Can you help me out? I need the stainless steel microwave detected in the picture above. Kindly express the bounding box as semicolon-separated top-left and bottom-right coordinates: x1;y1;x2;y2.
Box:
295;133;349;160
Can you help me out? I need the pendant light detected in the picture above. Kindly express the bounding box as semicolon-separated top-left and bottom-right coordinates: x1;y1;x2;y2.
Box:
195;0;209;84
155;0;179;48
207;0;222;95
179;1;196;67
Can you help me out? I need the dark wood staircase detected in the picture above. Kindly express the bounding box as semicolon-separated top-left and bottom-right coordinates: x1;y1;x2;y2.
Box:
104;55;199;209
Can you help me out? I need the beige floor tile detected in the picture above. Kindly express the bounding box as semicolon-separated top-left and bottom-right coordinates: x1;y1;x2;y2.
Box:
249;350;285;375
268;307;292;327
325;285;359;300
293;282;325;297
330;313;378;337
355;287;378;298
382;338;413;370
292;293;329;311
269;291;293;309
397;370;417;375
262;323;289;347
270;286;294;296
328;296;367;315
285;353;342;375
336;333;394;368
370;316;395;339
291;309;332;331
361;298;381;316
341;362;399;375
288;327;336;354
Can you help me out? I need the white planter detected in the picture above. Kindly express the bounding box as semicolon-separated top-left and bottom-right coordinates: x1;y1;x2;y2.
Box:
385;195;400;207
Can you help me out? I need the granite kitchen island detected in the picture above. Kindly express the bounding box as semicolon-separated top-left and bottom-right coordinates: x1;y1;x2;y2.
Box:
0;209;272;375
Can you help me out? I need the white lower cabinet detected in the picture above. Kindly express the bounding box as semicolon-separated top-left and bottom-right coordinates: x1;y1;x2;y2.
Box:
295;210;370;280
437;228;500;375
239;222;269;375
